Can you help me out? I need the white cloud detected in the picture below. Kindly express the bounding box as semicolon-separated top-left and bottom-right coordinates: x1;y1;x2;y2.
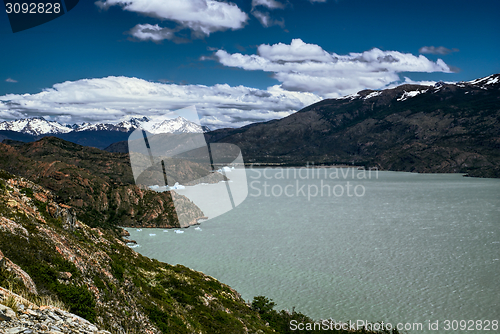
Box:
252;10;284;28
251;0;285;28
258;39;332;62
0;76;320;129
96;0;247;40
252;0;285;9
419;46;459;55
215;39;454;97
382;77;439;90
5;78;17;83
128;24;187;43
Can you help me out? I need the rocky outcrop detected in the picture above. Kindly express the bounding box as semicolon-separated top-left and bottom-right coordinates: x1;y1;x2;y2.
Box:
0;297;111;334
0;138;211;228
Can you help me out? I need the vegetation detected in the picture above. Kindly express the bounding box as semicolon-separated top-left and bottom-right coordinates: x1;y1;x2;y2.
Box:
250;296;403;334
0;171;274;333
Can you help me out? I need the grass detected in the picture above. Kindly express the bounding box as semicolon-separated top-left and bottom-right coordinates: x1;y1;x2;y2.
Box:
1;294;18;313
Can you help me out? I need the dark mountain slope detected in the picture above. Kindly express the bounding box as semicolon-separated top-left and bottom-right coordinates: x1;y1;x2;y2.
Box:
0;137;215;228
0;130;130;149
210;75;500;177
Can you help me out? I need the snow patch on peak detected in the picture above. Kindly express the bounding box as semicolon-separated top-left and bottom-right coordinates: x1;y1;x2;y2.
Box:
338;93;360;100
0;115;207;136
468;74;500;87
397;89;428;102
363;91;382;100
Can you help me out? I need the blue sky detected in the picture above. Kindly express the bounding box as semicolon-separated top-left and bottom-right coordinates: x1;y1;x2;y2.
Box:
1;0;499;128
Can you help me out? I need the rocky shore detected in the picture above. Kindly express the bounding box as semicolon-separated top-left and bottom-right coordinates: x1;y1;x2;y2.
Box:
0;304;110;334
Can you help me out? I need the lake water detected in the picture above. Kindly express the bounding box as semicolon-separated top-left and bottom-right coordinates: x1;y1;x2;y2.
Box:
127;168;500;333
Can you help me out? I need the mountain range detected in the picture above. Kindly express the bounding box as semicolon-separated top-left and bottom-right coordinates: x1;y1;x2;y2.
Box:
1;73;499;177
203;73;500;178
0;116;210;149
0;115;210;136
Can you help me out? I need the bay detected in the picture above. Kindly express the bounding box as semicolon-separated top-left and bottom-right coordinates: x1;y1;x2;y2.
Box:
127;168;500;332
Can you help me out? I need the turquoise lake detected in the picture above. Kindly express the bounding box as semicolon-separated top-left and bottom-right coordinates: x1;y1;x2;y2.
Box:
127;168;500;333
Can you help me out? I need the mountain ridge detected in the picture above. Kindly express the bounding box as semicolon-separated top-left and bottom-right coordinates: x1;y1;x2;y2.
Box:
0;116;210;149
0;136;222;229
0;116;209;136
205;73;500;177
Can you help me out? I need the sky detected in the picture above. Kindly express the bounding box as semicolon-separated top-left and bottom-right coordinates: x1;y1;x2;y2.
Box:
1;0;499;129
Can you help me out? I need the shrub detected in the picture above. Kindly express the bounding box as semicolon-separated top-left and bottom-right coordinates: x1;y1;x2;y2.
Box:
55;284;96;322
0;170;13;180
20;187;34;198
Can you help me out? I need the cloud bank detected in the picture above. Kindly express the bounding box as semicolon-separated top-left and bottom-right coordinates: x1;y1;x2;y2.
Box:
5;78;17;83
215;39;454;97
419;46;459;55
0;76;320;129
96;0;248;41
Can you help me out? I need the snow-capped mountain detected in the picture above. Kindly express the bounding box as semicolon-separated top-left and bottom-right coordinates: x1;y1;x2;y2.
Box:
0;117;72;136
0;116;209;136
339;73;500;103
140;116;207;134
466;73;500;88
2;73;497;138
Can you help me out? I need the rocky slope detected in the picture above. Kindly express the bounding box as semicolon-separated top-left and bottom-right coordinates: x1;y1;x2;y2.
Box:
205;74;500;178
0;296;111;334
0;137;224;229
0;171;276;333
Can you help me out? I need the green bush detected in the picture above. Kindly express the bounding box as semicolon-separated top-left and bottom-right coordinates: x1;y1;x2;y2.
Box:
55;284;96;323
20;187;34;198
0;169;13;180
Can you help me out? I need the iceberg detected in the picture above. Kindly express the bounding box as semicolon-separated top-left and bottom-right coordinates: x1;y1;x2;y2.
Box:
170;182;185;190
217;166;232;173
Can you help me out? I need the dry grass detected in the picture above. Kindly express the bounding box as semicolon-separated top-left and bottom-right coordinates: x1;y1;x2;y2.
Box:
1;294;18;312
32;294;68;311
1;280;68;312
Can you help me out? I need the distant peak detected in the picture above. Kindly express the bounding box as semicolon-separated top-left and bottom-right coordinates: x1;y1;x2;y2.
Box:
434;81;445;87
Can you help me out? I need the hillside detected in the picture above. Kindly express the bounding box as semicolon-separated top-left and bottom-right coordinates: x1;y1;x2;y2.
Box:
206;74;500;178
0;171;401;334
0;137;225;229
0;171;276;333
